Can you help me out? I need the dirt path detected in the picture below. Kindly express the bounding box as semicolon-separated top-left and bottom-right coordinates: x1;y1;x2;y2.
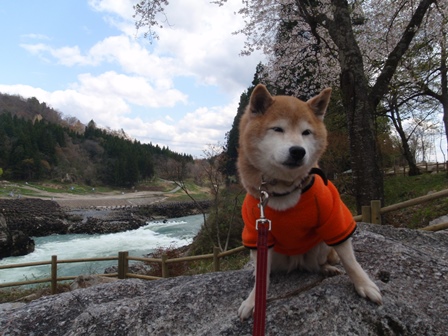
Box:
54;193;167;208
3;183;180;209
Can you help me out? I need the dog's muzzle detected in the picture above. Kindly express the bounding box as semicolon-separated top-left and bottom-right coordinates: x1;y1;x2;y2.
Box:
283;146;306;167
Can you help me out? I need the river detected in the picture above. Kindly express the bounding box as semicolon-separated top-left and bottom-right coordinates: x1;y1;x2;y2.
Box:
0;214;204;284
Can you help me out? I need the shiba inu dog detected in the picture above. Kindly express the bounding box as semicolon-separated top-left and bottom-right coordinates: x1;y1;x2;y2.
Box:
237;84;382;320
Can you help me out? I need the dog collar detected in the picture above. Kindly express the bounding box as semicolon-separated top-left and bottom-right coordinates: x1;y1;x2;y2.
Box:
262;167;328;198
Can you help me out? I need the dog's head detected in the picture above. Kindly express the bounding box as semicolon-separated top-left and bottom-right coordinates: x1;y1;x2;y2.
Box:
238;84;331;191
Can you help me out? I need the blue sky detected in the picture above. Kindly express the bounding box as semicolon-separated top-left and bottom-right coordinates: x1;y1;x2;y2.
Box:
0;0;263;157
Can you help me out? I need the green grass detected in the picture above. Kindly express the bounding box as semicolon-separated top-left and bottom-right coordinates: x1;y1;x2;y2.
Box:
163;179;211;202
383;173;448;206
339;172;448;227
136;178;177;192
0;180;116;198
382;172;448;228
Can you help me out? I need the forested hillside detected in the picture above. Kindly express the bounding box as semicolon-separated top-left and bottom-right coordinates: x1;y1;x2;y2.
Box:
0;93;192;186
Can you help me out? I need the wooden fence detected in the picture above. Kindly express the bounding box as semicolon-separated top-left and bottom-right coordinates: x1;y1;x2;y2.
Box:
354;188;448;228
0;246;246;293
1;188;447;293
384;161;447;176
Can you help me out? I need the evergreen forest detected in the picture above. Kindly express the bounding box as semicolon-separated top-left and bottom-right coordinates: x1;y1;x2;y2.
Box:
0;93;192;187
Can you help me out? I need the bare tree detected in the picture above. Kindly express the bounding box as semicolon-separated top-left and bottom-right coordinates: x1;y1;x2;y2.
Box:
384;86;440;174
384;2;448;166
173;144;241;252
198;144;241;252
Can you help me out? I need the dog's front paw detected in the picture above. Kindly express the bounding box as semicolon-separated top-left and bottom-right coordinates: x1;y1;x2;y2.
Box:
354;279;382;305
238;298;255;321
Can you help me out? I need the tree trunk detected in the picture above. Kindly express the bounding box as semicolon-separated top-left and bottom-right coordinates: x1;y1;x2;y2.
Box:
388;100;421;176
441;31;448;168
339;70;384;212
399;131;421;176
328;0;384;213
442;100;448;170
327;0;436;211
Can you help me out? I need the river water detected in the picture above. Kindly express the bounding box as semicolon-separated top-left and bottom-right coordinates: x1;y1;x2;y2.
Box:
0;214;204;284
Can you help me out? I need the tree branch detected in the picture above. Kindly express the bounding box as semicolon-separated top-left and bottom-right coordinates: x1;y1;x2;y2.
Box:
370;0;437;108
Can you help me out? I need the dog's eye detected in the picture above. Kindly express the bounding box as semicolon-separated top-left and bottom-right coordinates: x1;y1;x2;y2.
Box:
271;127;284;133
302;129;312;136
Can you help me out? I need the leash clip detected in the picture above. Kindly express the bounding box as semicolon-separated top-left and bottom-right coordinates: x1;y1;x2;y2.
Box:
256;189;271;231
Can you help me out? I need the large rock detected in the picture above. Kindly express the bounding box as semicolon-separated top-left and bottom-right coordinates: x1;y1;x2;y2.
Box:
67;216;144;234
0;199;68;236
0;223;447;335
136;200;211;219
9;230;35;257
0;214;10;257
0;214;34;258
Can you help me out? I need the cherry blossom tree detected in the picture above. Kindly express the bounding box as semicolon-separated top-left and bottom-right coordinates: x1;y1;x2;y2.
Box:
134;0;441;211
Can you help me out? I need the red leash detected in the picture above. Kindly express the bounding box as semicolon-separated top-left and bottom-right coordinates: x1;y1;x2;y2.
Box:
253;190;271;336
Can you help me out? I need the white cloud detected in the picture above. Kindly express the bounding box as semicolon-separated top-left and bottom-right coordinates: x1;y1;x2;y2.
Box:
87;0;263;95
153;0;262;95
88;0;135;19
20;34;188;84
20;43;92;66
90;35;188;79
87;0;137;35
75;71;188;108
20;33;51;40
3;0;262;156
19;0;261;95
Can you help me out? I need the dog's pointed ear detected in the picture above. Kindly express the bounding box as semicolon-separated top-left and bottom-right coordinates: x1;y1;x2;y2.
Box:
249;84;274;114
307;88;332;120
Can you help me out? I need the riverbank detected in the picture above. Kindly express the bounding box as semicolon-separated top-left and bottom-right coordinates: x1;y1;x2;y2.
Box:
0;198;211;237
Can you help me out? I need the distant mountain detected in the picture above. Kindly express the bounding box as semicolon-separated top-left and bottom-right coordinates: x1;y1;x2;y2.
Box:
0;93;192;186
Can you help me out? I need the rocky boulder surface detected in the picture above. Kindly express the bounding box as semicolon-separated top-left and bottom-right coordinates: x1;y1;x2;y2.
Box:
136;200;211;219
1;223;447;335
0;199;68;236
0;213;34;258
67;214;146;234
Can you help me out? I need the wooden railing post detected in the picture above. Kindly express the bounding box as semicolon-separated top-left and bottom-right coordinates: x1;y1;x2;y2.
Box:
213;247;220;272
161;254;169;278
51;255;57;294
118;251;129;279
361;205;371;223
371;200;382;224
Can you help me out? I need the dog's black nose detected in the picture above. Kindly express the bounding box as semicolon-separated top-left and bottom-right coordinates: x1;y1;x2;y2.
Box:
289;146;306;161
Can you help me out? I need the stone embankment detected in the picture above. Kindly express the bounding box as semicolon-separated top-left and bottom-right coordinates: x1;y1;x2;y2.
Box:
0;198;210;258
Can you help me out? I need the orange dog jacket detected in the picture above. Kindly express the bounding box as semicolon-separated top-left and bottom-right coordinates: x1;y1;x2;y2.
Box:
242;175;356;255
